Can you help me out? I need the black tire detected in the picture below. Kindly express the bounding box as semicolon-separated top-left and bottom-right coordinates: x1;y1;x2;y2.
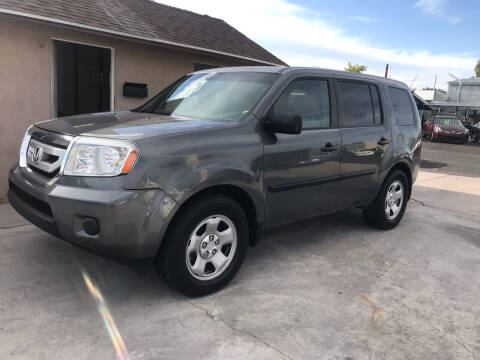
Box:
363;170;409;230
155;193;249;297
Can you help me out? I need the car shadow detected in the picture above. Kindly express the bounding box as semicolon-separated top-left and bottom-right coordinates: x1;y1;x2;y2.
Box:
21;207;375;304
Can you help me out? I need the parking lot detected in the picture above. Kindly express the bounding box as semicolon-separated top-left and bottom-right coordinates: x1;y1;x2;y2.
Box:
1;141;479;360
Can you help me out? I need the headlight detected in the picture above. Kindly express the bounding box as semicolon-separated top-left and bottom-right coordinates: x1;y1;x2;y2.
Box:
19;125;33;167
434;126;442;132
62;137;139;177
465;128;469;134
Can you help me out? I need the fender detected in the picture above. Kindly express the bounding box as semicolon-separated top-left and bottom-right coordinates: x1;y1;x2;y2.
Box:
162;168;265;227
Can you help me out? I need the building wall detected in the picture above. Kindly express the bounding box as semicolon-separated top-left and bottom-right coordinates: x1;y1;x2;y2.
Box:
0;17;247;197
447;83;480;104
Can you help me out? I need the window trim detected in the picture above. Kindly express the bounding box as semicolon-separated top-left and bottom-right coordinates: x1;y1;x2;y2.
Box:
387;85;416;127
369;84;384;126
265;76;335;131
335;79;384;129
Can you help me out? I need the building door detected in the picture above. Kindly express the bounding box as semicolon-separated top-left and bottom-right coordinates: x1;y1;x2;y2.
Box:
53;40;111;117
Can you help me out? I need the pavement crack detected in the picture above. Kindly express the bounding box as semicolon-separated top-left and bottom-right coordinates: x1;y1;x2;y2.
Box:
410;198;425;206
456;339;474;356
187;300;293;360
411;197;476;218
0;224;30;230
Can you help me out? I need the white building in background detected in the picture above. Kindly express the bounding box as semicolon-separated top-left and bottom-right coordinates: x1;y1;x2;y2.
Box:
415;78;480;123
415;89;435;102
445;78;480;105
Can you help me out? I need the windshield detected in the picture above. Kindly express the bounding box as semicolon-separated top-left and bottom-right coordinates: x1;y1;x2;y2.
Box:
434;117;463;127
135;72;278;122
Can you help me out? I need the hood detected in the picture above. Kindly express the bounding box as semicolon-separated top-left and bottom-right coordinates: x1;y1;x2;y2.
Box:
34;111;230;140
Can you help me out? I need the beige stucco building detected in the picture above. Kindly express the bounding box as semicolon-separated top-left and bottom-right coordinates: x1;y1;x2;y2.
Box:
0;0;285;198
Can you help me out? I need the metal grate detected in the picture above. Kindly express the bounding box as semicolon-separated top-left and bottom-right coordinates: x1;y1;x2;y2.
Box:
26;129;71;178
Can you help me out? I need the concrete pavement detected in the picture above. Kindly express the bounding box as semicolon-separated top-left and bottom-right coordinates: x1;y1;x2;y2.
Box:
1;197;479;359
0;141;479;359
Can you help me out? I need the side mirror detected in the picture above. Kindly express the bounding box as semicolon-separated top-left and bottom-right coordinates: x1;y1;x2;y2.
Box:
264;114;302;135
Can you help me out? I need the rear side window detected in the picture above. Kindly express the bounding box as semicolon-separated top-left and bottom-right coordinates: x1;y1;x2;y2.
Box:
388;87;415;126
272;79;330;129
337;81;376;127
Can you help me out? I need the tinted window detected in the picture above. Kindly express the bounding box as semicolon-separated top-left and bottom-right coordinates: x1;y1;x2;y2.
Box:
388;87;415;126
272;79;330;129
338;81;374;127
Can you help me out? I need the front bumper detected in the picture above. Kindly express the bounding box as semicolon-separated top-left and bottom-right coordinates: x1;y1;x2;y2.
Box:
8;166;178;259
432;132;468;142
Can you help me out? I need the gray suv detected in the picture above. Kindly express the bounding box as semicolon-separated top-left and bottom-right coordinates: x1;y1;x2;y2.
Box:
8;67;421;296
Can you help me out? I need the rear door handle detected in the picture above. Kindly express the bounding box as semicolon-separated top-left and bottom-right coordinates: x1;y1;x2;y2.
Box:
377;137;391;146
321;143;338;152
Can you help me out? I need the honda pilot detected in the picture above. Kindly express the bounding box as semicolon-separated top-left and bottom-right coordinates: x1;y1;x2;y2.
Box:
8;67;421;296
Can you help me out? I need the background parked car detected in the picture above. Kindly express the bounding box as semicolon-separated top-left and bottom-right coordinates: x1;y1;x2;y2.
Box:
423;115;469;144
471;122;480;143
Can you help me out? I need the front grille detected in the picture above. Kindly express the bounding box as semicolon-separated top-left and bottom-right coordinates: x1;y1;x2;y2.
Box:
9;181;53;218
27;129;71;178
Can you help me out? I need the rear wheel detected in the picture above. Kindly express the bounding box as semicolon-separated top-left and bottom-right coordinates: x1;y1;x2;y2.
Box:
363;170;409;230
156;194;249;297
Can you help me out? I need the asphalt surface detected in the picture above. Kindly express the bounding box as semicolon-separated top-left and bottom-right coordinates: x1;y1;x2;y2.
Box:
1;141;479;360
421;139;480;177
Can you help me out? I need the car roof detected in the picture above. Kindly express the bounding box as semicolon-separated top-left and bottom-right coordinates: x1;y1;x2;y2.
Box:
192;66;408;88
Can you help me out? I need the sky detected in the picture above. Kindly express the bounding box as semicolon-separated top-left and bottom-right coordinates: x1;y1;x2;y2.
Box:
156;0;479;90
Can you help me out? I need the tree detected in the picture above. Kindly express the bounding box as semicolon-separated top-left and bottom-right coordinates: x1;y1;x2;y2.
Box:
476;60;480;78
345;62;368;73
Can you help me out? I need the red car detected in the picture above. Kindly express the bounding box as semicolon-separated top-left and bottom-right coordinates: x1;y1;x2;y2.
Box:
423;116;469;144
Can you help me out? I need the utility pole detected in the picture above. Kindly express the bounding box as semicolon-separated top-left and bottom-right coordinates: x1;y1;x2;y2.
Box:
433;75;437;100
384;64;389;78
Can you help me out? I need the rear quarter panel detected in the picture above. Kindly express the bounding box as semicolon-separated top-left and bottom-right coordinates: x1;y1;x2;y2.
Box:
382;84;422;186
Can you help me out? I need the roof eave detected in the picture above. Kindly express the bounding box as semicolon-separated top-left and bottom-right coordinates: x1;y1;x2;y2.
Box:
0;7;285;66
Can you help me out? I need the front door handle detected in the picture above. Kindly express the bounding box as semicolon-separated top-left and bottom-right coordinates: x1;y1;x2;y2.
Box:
321;143;338;152
377;137;391;146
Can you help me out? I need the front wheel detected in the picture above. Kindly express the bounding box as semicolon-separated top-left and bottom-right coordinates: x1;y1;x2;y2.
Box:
156;194;249;297
363;170;409;230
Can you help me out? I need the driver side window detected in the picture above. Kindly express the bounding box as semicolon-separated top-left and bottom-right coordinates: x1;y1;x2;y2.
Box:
272;79;331;129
